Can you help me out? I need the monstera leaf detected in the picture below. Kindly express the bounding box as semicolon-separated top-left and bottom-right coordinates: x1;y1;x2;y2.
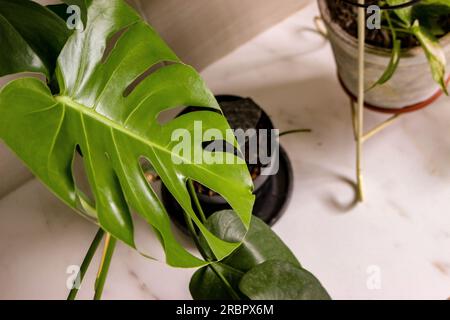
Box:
0;0;254;268
0;0;71;78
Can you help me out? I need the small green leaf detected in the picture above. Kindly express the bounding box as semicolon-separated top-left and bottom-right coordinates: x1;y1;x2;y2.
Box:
370;40;401;88
239;260;331;300
369;10;402;91
411;1;450;36
411;20;448;94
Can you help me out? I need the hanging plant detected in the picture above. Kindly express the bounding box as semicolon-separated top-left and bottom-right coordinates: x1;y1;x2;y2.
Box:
320;0;450;109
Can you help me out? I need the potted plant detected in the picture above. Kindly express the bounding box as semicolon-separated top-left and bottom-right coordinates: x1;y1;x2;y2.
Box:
319;0;450;110
0;0;330;300
162;95;295;230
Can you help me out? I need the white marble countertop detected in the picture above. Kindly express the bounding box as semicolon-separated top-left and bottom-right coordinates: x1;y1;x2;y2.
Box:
1;2;450;300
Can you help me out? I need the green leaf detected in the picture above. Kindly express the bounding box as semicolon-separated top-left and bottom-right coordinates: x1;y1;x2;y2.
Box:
386;0;414;26
239;260;331;300
45;4;71;22
369;40;401;89
190;210;310;300
190;262;245;300
47;1;88;30
411;20;448;94
419;0;450;7
411;1;450;36
0;0;254;268
0;0;71;78
202;210;301;270
370;9;402;90
62;0;88;28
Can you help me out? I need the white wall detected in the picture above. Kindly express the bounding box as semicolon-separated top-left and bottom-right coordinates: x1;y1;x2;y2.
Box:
129;0;311;70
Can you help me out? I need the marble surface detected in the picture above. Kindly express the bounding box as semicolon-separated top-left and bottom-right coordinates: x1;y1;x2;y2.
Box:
1;3;450;300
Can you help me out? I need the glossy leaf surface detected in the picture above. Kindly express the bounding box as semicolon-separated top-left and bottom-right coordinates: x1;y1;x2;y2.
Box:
0;0;70;78
412;21;448;94
412;0;450;36
239;260;331;300
200;210;300;271
190;211;327;300
370;10;402;90
0;0;254;268
370;39;401;89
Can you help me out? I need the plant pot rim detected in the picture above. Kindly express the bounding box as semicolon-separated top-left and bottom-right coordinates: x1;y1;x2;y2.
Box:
161;144;294;233
178;95;277;203
338;74;450;113
318;0;450;59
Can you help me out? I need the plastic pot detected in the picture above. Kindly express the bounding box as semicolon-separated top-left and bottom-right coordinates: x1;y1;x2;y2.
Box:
318;0;450;110
161;95;293;233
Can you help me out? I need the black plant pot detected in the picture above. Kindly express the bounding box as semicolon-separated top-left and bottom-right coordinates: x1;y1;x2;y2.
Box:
161;95;293;233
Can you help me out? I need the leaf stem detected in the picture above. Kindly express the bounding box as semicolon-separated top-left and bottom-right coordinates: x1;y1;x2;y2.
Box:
182;210;210;260
184;198;240;300
187;180;207;223
67;228;105;300
380;26;412;34
278;129;311;137
210;263;241;300
384;10;398;39
93;233;117;300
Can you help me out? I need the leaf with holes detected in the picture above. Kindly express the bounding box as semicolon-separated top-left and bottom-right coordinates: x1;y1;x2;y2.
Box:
0;0;254;268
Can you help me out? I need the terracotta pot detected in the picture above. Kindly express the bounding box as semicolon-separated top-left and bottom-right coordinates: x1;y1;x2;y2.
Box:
318;0;450;109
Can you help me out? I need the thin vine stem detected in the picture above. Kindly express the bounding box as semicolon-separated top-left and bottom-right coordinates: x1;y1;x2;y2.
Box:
182;209;210;260
182;211;240;299
384;9;398;39
67;228;105;300
209;263;241;300
93;233;117;300
380;26;412;34
278;129;311;137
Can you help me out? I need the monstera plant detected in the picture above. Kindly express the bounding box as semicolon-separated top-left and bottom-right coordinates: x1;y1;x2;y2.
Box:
0;0;330;300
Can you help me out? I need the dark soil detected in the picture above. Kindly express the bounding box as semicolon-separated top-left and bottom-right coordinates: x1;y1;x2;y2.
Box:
326;0;449;49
